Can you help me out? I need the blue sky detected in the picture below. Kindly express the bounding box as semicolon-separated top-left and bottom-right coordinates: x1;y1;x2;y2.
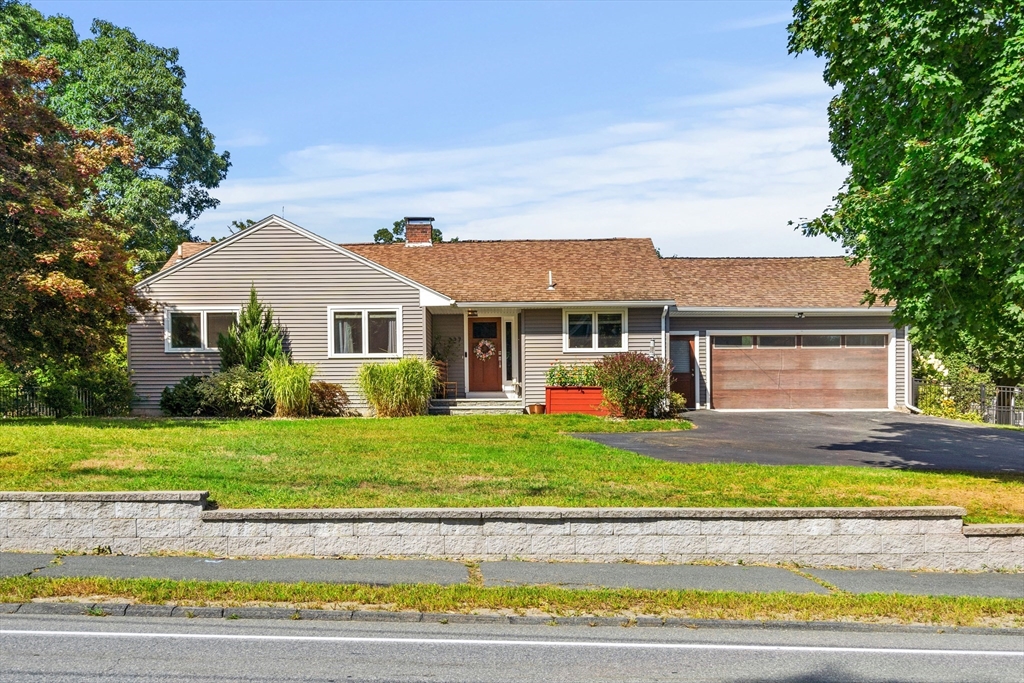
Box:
36;0;846;256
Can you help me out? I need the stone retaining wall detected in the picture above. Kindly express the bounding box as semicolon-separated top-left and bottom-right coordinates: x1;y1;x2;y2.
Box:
2;492;1021;571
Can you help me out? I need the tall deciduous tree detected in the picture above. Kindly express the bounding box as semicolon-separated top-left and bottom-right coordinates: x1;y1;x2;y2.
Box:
0;0;230;274
0;58;146;368
789;1;1023;381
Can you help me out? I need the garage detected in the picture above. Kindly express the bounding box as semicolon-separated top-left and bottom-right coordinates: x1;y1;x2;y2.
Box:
710;334;889;409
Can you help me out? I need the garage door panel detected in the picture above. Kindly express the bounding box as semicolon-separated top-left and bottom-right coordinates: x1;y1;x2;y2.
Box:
716;389;887;409
713;369;886;391
711;346;888;409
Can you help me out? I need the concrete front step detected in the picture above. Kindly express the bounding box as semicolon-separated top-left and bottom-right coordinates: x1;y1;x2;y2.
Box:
429;399;524;415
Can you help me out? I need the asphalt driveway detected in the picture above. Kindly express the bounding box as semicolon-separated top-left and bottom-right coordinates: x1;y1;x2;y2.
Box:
579;411;1024;473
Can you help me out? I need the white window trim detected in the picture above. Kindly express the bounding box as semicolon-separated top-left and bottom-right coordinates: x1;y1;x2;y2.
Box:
326;306;403;358
164;307;240;354
562;309;628;353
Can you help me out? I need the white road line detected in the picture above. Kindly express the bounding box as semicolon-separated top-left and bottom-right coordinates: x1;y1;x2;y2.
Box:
2;630;1021;657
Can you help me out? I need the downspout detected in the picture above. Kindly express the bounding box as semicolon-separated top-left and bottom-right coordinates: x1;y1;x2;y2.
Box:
662;306;670;407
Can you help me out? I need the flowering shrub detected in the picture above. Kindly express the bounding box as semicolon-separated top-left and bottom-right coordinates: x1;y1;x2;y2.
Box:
594;352;670;419
545;363;600;387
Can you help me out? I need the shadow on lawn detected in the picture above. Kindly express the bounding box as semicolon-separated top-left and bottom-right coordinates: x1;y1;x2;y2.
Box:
0;417;223;431
815;419;1024;474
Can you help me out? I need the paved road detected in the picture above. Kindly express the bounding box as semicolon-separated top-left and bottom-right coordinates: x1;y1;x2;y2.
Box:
5;553;1023;598
579;411;1024;472
2;613;1021;682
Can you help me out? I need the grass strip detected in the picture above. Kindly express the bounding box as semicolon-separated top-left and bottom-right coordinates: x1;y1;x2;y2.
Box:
2;576;1021;628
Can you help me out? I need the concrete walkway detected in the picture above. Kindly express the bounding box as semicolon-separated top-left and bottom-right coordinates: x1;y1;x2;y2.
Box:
2;553;1021;598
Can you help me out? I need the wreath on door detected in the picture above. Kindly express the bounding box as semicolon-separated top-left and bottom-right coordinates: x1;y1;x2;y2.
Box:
473;339;497;361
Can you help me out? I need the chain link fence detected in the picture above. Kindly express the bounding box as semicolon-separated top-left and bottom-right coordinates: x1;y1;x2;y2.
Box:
912;380;1023;427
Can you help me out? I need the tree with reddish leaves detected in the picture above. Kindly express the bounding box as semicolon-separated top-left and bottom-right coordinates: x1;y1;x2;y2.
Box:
0;57;147;369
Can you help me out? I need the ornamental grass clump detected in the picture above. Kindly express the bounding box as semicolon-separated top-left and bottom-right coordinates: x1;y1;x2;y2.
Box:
265;356;316;417
595;351;670;419
358;357;438;417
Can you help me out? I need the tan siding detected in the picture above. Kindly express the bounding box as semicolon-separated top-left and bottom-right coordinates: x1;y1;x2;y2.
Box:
128;311;220;414
521;307;665;407
431;314;466;397
626;307;665;355
128;221;423;413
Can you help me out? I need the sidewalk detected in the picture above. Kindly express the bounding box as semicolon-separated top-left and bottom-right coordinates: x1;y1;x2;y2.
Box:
3;552;1022;598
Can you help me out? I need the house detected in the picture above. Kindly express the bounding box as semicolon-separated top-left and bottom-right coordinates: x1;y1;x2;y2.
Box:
129;215;910;414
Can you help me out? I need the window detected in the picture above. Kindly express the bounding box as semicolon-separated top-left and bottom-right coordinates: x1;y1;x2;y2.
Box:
166;310;237;352
367;312;397;354
597;314;623;349
669;337;691;373
472;321;498;339
329;308;400;356
505;321;513;381
758;335;796;348
334;313;363;354
564;311;625;351
169;312;202;349
713;335;754;348
846;334;887;347
206;313;236;349
802;335;841;347
567;314;593;349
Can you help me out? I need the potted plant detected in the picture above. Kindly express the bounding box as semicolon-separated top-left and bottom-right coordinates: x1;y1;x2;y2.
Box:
544;363;609;416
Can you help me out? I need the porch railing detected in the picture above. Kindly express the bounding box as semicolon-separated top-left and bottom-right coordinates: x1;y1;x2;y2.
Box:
911;380;1023;427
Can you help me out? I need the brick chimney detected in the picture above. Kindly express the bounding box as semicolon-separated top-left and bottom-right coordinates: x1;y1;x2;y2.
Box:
404;217;434;247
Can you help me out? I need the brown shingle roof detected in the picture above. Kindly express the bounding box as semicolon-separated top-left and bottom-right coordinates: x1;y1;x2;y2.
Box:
160;234;881;309
345;238;673;303
160;242;213;270
661;257;878;308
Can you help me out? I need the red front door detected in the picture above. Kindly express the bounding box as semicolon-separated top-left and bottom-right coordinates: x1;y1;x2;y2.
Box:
468;318;502;392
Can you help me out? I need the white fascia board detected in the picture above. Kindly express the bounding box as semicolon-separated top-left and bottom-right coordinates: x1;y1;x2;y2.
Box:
670;307;894;316
454;300;676;308
135;215;454;305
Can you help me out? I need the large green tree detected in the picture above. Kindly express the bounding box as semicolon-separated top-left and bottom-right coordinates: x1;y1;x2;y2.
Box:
0;0;230;274
1;58;147;368
789;1;1023;382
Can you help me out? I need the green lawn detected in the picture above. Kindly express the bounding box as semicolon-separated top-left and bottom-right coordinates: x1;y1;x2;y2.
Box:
1;415;1021;522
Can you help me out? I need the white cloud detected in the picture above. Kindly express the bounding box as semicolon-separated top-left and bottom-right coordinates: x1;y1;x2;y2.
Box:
197;70;848;256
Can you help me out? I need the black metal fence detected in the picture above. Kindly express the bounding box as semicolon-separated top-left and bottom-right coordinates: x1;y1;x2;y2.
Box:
912;380;1023;427
0;386;101;418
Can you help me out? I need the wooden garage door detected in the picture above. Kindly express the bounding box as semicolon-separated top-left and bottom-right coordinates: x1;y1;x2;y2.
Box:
711;336;888;409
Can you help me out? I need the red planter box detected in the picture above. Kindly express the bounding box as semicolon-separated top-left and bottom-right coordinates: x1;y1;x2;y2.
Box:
544;386;610;416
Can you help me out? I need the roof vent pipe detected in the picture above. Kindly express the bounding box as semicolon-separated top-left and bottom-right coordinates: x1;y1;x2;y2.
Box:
547;271;555;290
